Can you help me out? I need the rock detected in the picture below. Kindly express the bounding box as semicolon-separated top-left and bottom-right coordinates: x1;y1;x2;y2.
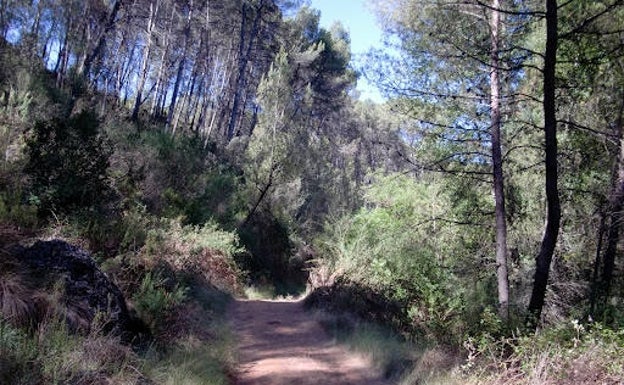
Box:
12;239;146;341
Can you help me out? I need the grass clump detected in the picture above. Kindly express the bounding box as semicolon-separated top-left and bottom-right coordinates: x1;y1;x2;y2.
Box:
460;321;624;385
141;277;236;385
0;317;142;385
141;218;245;294
132;271;188;332
147;329;235;385
244;283;277;300
1;210;244;385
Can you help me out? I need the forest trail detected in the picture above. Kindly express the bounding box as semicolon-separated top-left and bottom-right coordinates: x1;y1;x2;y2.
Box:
229;299;390;385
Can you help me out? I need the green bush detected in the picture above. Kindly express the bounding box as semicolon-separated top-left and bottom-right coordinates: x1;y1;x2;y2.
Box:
238;210;303;296
0;319;39;384
0;316;141;385
312;174;469;342
462;320;624;385
144;218;244;260
132;272;188;332
141;218;245;294
25;110;112;215
0;190;38;227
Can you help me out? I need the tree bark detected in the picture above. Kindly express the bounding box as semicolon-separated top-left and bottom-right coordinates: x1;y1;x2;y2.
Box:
173;55;201;132
226;0;264;142
55;23;69;87
132;0;158;121
490;0;509;322
527;0;560;329
150;5;174;118
590;94;624;317
242;163;276;228
601;99;624;303
80;0;123;78
28;0;44;60
167;0;194;133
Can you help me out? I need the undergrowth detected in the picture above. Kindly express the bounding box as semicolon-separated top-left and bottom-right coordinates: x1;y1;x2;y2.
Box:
459;321;624;385
0;316;141;385
311;304;624;385
1;212;243;385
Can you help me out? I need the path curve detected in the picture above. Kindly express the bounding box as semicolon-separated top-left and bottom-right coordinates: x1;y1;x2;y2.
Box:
229;299;390;385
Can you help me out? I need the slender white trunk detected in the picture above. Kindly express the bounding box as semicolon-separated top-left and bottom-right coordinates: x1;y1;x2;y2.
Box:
490;0;509;321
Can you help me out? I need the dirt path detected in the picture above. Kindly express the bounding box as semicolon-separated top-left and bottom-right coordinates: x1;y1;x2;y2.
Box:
229;299;391;385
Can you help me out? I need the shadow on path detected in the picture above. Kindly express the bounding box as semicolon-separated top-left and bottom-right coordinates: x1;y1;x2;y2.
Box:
229;299;390;385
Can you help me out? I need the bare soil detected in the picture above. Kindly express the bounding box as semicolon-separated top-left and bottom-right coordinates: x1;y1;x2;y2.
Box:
229;299;391;385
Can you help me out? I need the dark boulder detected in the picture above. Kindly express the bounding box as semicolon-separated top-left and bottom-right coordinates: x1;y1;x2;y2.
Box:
12;239;147;341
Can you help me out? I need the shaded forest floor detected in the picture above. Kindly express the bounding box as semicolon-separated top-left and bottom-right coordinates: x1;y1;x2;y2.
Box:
229;299;390;385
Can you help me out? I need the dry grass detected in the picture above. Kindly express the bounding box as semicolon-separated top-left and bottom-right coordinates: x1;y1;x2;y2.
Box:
0;217;242;385
312;303;624;385
453;323;624;385
0;271;34;326
0;270;236;385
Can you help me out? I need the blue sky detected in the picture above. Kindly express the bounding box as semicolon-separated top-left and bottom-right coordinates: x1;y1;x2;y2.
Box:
309;0;385;102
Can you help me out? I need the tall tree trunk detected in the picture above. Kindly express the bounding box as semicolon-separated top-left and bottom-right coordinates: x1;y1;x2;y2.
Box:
226;0;264;142
489;0;509;321
590;94;624;317
167;0;194;133
199;55;224;142
41;17;57;65
150;5;174;118
527;0;561;329
168;59;186;132
0;0;9;39
28;0;44;60
590;206;607;317
116;43;137;106
601;99;624;302
188;73;205;131
80;0;123;78
132;0;158;121
173;58;200;132
55;12;72;87
55;35;68;86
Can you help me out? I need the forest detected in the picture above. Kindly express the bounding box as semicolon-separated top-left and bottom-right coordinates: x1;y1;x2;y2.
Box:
0;0;623;384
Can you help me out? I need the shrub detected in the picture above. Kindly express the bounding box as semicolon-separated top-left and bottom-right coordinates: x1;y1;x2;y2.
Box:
132;272;187;334
462;320;624;385
0;190;38;228
25;110;112;215
311;174;468;342
142;218;245;293
0;315;142;385
238;210;302;296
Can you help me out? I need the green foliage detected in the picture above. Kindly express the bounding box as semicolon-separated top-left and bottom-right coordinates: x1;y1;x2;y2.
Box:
25;110;112;215
0;316;141;385
463;320;624;384
313;174;470;342
133;272;188;332
139;217;245;294
145;218;244;259
0;319;39;384
0;189;38;227
131;129;247;227
140;302;237;385
238;211;302;296
3;84;32;122
148;343;233;385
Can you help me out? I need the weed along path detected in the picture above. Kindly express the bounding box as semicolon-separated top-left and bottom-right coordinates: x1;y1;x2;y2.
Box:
229;299;390;385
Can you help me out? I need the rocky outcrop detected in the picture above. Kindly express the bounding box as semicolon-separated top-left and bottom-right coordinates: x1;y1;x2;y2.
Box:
12;239;145;340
